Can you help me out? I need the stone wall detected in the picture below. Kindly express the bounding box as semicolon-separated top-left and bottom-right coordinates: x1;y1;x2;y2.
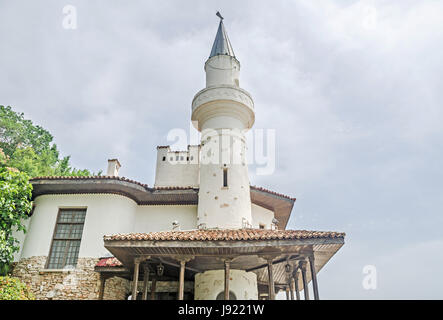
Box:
12;256;129;300
103;275;130;300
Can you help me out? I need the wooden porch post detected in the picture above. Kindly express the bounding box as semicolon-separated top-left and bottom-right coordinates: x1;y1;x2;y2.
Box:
293;269;301;301
178;260;186;300
267;258;275;300
132;259;140;300
98;274;107;300
224;259;231;300
142;265;150;300
285;286;290;300
299;260;309;300
289;277;295;300
150;277;157;300
309;255;320;300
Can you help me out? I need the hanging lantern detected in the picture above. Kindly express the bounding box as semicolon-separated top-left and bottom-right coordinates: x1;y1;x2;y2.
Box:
156;263;164;276
285;264;292;273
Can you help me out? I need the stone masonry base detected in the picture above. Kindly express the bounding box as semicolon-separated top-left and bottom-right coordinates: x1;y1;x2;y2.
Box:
12;256;129;300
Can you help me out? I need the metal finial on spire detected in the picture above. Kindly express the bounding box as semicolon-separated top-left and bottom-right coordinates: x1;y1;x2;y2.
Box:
216;11;224;20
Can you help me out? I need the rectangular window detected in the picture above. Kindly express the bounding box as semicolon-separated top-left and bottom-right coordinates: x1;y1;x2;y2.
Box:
223;168;228;187
46;209;86;269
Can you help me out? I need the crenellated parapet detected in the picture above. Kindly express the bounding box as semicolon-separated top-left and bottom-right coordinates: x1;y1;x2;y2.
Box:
154;145;200;188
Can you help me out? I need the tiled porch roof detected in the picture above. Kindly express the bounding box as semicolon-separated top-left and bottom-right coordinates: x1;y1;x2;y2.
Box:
103;229;345;242
250;186;296;201
96;257;123;267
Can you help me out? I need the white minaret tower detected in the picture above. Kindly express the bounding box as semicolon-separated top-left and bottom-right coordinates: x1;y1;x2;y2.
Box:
192;13;255;229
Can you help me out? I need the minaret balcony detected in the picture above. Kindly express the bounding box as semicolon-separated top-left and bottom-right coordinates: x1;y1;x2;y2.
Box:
191;85;255;131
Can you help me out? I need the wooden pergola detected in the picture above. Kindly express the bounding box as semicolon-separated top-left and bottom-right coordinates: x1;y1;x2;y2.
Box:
97;229;345;300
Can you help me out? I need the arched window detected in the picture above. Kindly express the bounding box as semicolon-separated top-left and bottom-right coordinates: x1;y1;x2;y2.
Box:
216;291;237;300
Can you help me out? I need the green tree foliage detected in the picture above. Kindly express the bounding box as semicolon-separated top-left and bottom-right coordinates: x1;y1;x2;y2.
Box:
0;166;32;275
0;105;98;177
0;106;52;157
0;105;97;275
0;276;34;300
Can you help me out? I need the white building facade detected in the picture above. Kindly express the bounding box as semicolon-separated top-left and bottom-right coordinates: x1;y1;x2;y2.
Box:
12;16;344;301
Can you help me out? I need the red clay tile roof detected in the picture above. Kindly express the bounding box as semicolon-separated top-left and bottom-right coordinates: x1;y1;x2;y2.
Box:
104;229;345;242
29;176;296;202
95;257;123;267
250;186;296;201
30;175;150;188
153;186;198;190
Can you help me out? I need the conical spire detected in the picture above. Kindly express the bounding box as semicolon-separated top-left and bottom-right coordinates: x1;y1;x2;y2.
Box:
209;12;235;58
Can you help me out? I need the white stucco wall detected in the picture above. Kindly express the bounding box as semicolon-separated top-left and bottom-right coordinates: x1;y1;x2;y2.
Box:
154;146;200;187
12;219;31;262
18;191;272;268
19;194;200;263
192;42;255;230
134;205;198;232
20;194;138;260
194;269;258;300
205;55;240;87
251;204;274;229
197;130;253;229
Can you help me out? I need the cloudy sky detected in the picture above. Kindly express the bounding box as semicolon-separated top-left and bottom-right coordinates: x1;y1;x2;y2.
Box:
1;0;443;299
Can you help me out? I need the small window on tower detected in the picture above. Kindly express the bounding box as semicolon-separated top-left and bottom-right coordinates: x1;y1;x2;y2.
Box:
223;168;228;187
162;156;166;161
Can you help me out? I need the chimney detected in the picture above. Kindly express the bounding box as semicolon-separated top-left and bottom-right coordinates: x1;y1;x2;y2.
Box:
107;159;121;176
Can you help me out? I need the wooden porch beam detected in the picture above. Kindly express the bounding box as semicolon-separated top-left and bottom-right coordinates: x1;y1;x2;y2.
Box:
245;254;303;272
299;260;309;300
289;277;295;300
224;259;231;300
98;274;107;300
293;269;301;300
178;260;186;300
309;255;320;300
158;257;201;273
150;277;157;300
132;259;140;300
267;258;275;300
142;265;150;300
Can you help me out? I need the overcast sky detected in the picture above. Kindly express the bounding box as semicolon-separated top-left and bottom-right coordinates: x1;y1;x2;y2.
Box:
1;0;443;299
